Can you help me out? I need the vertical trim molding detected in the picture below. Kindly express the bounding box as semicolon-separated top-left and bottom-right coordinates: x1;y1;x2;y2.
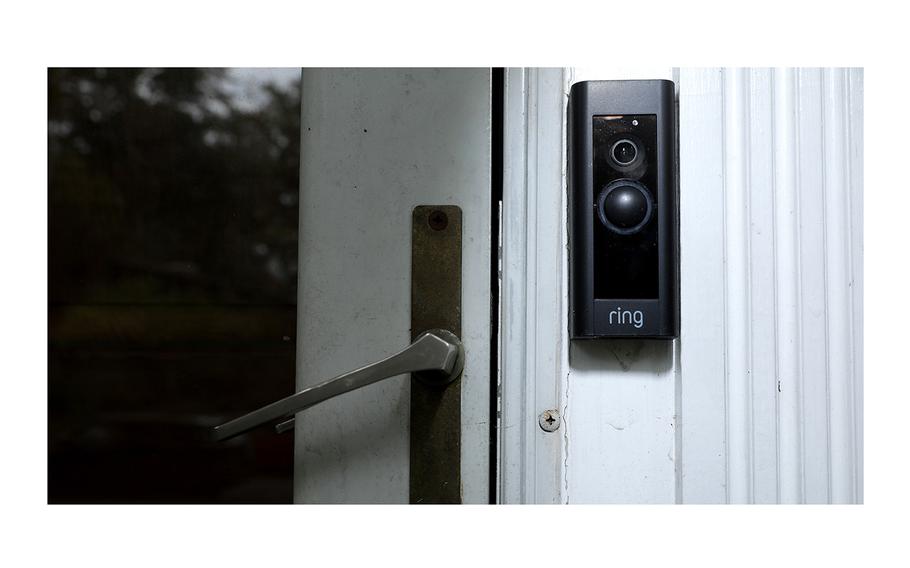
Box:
679;68;728;503
499;67;568;504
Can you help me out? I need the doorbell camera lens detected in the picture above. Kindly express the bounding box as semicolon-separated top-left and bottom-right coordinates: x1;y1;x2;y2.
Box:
597;180;653;235
606;135;645;172
611;139;638;166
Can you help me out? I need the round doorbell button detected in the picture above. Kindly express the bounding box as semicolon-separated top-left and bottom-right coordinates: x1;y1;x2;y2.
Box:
597;179;653;235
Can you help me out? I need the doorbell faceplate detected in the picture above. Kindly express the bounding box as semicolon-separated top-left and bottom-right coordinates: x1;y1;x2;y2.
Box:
568;80;679;339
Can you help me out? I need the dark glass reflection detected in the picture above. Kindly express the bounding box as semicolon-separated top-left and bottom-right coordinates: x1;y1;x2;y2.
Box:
592;114;659;300
48;68;300;503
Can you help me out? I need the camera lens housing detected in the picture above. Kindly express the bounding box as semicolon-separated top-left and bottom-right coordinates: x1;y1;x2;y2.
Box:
611;139;637;165
607;135;645;172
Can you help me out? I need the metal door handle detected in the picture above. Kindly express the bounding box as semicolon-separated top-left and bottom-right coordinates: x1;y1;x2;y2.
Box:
213;329;464;441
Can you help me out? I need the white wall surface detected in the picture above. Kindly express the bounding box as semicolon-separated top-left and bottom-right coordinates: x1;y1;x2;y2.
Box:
563;67;681;504
678;68;863;503
502;67;863;504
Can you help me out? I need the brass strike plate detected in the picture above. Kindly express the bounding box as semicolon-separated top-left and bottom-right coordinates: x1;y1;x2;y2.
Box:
410;205;462;504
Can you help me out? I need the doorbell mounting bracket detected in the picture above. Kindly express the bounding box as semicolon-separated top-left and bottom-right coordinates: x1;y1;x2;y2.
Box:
568;80;679;339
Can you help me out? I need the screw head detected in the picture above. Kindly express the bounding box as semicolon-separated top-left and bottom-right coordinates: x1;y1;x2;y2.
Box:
428;210;448;231
538;409;561;433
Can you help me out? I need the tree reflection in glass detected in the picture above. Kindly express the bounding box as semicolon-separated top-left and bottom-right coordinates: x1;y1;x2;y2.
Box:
48;68;301;503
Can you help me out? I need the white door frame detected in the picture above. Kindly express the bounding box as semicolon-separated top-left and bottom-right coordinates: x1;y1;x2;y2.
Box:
499;67;569;504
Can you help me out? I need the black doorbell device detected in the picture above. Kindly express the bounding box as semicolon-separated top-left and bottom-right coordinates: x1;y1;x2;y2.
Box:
568;80;678;339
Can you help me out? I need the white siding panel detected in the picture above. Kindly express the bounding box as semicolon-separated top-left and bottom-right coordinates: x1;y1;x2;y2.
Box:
723;68;753;504
847;69;864;504
678;67;863;503
772;67;804;504
795;69;831;504
822;68;859;504
678;69;727;503
747;68;780;504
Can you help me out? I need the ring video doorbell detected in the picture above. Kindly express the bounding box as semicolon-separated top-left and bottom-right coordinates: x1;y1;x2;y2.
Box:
568;80;678;338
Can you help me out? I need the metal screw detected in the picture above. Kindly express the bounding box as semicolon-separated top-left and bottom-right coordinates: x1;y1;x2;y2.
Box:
538;409;561;433
428;210;448;231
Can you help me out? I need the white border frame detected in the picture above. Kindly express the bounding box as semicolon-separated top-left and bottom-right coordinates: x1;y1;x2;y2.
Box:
499;67;569;504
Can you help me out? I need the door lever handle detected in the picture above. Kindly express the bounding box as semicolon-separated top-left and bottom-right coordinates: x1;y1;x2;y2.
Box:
213;329;464;441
